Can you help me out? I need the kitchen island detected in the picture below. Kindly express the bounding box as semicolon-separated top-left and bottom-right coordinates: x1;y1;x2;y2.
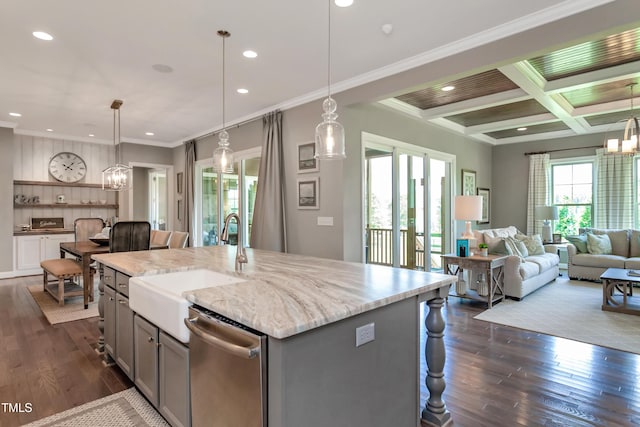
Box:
93;245;456;427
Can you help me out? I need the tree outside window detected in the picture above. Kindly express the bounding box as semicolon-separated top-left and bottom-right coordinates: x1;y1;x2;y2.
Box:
552;162;593;236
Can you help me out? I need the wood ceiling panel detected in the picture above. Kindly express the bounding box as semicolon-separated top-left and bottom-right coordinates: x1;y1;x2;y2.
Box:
445;99;548;127
529;28;640;81
485;121;570;139
584;108;640;127
562;78;640;108
395;70;517;110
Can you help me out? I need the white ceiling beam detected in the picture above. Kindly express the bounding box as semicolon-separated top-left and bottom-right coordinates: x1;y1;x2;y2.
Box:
419;89;529;119
377;98;424;119
544;61;640;93
465;113;556;134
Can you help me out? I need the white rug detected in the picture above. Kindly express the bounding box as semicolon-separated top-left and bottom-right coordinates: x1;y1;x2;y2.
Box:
22;388;168;427
474;277;640;354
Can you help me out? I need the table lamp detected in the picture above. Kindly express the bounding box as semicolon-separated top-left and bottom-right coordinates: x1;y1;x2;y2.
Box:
535;205;558;243
454;195;483;239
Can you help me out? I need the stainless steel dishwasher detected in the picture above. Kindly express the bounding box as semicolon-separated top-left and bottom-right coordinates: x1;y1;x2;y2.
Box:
184;305;267;427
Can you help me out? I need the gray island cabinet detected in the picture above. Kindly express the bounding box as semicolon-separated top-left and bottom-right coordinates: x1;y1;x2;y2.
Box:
93;246;456;427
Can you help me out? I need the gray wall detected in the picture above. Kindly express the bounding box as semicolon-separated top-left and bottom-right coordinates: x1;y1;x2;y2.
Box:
0;127;14;272
132;167;150;221
492;133;603;231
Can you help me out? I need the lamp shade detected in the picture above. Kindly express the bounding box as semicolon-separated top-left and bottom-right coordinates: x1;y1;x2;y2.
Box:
535;205;558;220
454;195;483;221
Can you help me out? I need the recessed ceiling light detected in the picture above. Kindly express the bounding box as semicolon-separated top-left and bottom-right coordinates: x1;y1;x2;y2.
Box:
243;50;257;59
517;127;528;131
46;128;53;132
237;88;249;94
9;112;21;117
89;134;95;137
145;132;155;136
33;31;53;41
441;85;455;92
335;0;353;6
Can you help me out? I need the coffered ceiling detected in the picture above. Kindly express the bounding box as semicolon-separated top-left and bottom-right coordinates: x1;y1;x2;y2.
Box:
1;0;639;147
382;27;640;145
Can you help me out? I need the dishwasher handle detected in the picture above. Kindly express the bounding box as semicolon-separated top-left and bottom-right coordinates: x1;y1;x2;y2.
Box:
185;317;260;359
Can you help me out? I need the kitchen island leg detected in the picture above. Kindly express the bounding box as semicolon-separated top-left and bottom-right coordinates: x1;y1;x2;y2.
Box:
421;296;452;427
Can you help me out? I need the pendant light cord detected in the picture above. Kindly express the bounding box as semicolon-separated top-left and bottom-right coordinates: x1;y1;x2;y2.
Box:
222;34;226;131
327;0;332;99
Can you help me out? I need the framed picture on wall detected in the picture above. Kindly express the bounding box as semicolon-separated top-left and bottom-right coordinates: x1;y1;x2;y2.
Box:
477;187;490;224
297;141;318;173
461;169;476;196
297;177;319;209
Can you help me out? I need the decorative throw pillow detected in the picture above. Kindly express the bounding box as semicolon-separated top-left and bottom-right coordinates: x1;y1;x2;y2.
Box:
514;240;529;258
515;234;545;255
586;232;612;255
484;235;511;255
566;235;588;253
504;236;526;260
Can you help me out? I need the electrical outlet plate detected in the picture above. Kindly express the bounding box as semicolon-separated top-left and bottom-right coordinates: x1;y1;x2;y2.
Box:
355;322;375;347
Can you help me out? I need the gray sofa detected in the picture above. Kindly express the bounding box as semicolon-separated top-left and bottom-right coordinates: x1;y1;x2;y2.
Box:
567;228;640;281
472;226;560;299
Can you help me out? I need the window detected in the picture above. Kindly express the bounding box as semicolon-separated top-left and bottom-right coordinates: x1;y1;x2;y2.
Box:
551;162;593;235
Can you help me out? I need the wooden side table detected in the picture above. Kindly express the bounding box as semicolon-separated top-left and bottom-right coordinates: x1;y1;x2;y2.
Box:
441;254;507;308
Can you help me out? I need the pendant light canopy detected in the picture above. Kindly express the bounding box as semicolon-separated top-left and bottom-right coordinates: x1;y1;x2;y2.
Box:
102;99;132;191
315;0;346;160
212;30;234;173
604;83;640;156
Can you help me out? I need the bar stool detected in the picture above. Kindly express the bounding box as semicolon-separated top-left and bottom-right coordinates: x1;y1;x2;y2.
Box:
41;258;94;306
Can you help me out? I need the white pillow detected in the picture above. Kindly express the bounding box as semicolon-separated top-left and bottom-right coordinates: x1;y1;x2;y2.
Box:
587;232;612;255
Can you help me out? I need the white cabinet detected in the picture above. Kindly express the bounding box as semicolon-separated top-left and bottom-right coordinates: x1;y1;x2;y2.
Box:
14;233;74;274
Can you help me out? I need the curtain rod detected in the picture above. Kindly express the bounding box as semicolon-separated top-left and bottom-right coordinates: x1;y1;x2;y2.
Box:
188;111;278;144
524;145;601;156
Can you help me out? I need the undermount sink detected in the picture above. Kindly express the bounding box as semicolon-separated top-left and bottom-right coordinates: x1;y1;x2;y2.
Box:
129;269;246;343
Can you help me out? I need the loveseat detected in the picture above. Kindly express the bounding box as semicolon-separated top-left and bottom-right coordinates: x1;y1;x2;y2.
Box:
566;228;640;281
472;226;560;299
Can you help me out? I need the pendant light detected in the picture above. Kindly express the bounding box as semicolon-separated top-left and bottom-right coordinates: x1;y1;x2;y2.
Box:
604;83;640;155
315;0;346;160
102;99;132;191
212;30;234;173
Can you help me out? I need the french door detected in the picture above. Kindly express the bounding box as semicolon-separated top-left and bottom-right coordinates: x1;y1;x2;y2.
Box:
194;148;261;247
363;134;453;271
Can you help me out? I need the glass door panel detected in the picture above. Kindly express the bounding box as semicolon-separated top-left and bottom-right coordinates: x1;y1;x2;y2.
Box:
429;159;446;271
201;167;219;246
399;154;425;270
364;147;393;266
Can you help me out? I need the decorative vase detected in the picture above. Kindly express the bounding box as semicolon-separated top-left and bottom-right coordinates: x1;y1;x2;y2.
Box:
476;273;488;297
478;248;488;257
455;271;467;295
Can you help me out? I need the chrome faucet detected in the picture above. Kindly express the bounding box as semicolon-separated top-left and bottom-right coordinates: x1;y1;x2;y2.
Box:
221;213;248;272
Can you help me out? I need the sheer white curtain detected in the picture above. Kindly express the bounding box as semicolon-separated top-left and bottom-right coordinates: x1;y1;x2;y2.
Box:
527;154;550;235
594;149;633;229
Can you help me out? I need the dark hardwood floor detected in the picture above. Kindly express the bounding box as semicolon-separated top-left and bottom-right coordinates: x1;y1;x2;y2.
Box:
1;275;639;426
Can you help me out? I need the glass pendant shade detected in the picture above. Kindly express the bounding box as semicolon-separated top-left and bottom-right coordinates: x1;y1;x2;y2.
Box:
212;129;234;173
315;97;346;159
604;83;639;155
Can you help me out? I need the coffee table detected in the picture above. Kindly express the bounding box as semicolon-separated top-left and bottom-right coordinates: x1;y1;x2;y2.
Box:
600;268;640;316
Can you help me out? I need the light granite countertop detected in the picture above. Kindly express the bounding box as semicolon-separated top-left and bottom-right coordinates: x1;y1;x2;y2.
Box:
93;246;456;339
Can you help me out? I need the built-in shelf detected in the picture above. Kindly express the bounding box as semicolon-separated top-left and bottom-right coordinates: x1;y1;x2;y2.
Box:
14;180;106;188
14;204;118;209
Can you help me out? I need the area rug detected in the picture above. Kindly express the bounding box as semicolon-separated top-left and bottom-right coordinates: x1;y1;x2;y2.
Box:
473;278;640;354
27;284;98;325
22;387;168;426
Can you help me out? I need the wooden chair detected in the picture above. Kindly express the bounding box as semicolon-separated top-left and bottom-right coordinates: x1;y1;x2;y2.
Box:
168;231;189;248
110;221;151;252
150;229;172;247
74;218;105;242
41;258;94;306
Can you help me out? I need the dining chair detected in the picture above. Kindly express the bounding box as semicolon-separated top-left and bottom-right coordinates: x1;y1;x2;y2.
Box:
150;229;172;247
74;218;105;242
168;231;189;248
109;221;151;253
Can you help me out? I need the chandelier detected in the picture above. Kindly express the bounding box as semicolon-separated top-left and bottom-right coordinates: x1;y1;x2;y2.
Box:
102;99;132;191
212;30;234;173
604;83;639;155
314;0;346;160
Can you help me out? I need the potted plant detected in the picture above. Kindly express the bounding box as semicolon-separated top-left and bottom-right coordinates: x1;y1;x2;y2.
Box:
477;243;489;257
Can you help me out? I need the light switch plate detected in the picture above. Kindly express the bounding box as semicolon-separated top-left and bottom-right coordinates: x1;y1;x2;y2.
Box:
317;216;334;226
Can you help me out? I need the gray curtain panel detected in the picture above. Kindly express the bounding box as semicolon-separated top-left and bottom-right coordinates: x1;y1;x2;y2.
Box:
184;140;196;247
250;111;287;252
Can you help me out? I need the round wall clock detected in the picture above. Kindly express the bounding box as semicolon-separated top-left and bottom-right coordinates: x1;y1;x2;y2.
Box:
48;152;87;183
